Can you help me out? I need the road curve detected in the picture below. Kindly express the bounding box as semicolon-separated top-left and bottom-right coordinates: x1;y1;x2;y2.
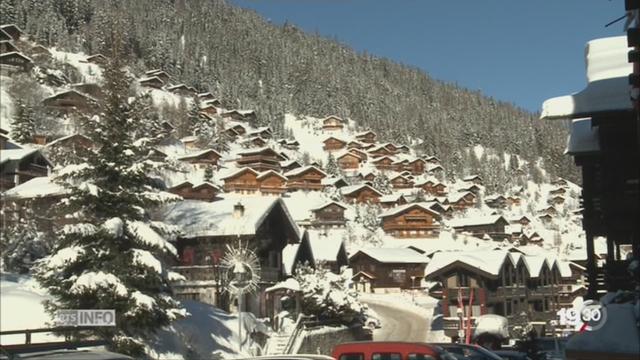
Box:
363;300;429;342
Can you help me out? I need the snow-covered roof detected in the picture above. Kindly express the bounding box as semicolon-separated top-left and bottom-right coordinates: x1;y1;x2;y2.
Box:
305;229;346;262
378;202;440;219
176;148;222;161
160;196;298;238
2;176;67;199
139;76;164;83
473;314;509;339
463;175;481;181
311;201;347;211
351;248;428;264
566;118;600;155
425;250;516;278
340;184;383;197
447;215;507;228
180;136;198;143
256;170;287;181
0;51;32;62
379;194;406;203
541;36;633;120
446;191;476;203
282;244;300;277
0;148;40;165
219;167;258;180
283;165;327;178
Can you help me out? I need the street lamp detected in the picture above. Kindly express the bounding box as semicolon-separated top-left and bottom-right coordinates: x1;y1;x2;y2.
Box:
456;307;464;343
410;276;417;303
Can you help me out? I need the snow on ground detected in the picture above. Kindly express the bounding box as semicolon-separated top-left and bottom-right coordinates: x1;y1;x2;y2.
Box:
0;274;262;359
50;48;103;84
1;75;15;131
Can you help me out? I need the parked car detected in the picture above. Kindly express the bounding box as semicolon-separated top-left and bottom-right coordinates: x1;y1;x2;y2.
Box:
241;356;335;360
364;307;382;330
333;341;456;360
431;343;503;360
0;349;133;359
492;350;532;360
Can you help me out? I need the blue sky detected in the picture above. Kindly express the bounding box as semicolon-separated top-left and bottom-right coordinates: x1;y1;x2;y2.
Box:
230;0;626;112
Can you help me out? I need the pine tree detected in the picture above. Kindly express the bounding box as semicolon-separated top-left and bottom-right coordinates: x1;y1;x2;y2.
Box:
325;153;340;177
12;99;37;144
203;165;213;182
372;174;392;195
0;202;52;274
35;22;186;357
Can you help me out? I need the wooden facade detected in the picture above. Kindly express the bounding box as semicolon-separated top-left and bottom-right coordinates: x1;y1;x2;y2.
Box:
348;148;368;162
371;156;394;171
0;40;18;54
448;192;476;210
0;24;22;41
222;168;286;195
145;69;171;84
380;203;441;238
284;166;326;191
177;149;222;167
256;171;288;195
167;84;197;96
310;202;347;228
321;115;345;131
236;147;285;172
406;158;426;175
42;90;96;113
322;136;347;152
336;152;362;170
199;104;219;116
355;130;376;143
449;216;510;241
349;250;428;290
416;179;447;196
379;194;408;209
390;174;414;189
0;51;32;73
341;184;383;204
0;149;51;191
221;109;257;123
139;76;164;89
168;181;220;202
368;146;394;158
86;54;107;64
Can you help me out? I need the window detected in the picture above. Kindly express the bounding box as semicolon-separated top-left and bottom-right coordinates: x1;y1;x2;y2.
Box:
408;354;435;360
457;273;470;287
391;269;406;283
339;354;363;360
181;247;195;266
372;353;401;360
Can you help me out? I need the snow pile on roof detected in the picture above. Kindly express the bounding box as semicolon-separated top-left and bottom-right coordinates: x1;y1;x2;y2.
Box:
2;176;66;199
0;148;39;164
281;190;331;223
307;229;346;262
447;215;505;228
426;250;513;277
473;314;509;339
378;202;439;219
282;243;300;276
566;118;600;155
352;247;428;264
160;196;298;238
541;36;633;120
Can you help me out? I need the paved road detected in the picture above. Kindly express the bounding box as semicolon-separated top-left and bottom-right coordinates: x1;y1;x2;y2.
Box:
364;300;429;342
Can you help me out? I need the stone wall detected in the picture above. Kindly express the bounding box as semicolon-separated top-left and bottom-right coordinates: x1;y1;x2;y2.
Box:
296;325;371;355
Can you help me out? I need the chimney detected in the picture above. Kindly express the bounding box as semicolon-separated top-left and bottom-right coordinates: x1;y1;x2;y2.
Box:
233;202;245;219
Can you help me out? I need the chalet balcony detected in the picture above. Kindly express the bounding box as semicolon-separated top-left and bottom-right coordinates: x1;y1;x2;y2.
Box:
236;155;281;165
260;186;287;194
224;184;258;193
494;285;528;298
287;182;325;191
445;287;475;300
383;224;440;232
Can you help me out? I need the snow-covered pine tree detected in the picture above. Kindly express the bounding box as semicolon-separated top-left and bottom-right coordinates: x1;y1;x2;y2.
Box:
203;165;214;182
35;23;186;357
372;174;392;195
325;153;340;177
11;99;37;144
211;116;230;153
0;202;52;274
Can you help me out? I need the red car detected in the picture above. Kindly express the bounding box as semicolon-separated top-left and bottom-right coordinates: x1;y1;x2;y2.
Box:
332;341;455;360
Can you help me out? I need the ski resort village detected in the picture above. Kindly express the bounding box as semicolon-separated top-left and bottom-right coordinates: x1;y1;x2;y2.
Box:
0;1;639;359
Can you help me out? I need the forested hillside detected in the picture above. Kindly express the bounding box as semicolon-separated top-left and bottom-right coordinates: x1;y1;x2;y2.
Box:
0;0;578;186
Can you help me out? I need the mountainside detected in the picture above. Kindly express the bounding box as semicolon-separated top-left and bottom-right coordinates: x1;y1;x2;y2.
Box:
0;0;578;189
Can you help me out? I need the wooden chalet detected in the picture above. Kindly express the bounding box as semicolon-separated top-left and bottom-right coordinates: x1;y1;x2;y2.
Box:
196;92;218;102
340;184;383;204
506;195;522;206
322;136;347;152
448;215;509;241
509;216;532;226
336;151;362;170
180;136;198;149
457;184;482;196
538;214;554;223
396;145;410;154
463;174;483;186
29;44;51;58
304;229;349;273
176;149;222;168
309;201;347;229
322;176;349;189
45;134;94;157
0;129;9;149
0;149;52;191
347;147;368;162
354;130;376;143
406;158;426;175
284;165;326;191
70;83;104;99
358;170;376;182
424;156;440;164
247;127;273;139
282;139;299;150
166;84;197;96
379;194;408;209
280;160;302;173
225;123;247;136
368;145;394;158
415;178;447;196
199;104;219;116
427;201;453;218
236;147;285;172
145;69;171;84
0;40;18;54
538;205;558;217
548;195;566;206
168;181;220;202
256;170;288;195
0;24;23;41
85;54;107;65
485;195;508;209
162;197;300;318
350;248;428;290
447;191;476;210
321;115;345;132
389;173;414;189
42;90;97;113
371;155;394;171
221;167;287;195
379;202;442;238
244;136;267;148
347;140;366;149
139;76;164;89
0;51;32;73
391;159;409;172
221;109;257;123
426;251;563;338
426;163;445;175
549;187;567;196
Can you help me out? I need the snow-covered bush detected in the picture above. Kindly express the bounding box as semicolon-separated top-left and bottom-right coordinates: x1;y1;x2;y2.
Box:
294;264;366;326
